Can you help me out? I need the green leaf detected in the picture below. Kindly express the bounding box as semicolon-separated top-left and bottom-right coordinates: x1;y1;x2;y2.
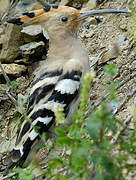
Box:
87;114;102;142
92;153;102;166
54;174;68;180
13;166;35;180
95;173;104;180
58;136;74;146
106;82;119;91
10;81;19;89
104;64;118;77
49;158;63;169
56;128;66;137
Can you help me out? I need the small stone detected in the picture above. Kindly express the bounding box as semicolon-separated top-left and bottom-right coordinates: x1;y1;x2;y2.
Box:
82;0;97;10
120;24;127;31
0;64;27;77
99;43;105;49
107;102;119;114
80;29;94;38
86;17;98;25
96;16;104;23
117;36;126;45
86;31;95;38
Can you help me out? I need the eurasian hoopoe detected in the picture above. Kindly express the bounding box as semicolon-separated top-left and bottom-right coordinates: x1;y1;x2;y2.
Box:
7;2;129;169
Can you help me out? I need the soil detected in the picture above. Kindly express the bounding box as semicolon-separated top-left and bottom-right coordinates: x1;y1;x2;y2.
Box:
0;0;136;179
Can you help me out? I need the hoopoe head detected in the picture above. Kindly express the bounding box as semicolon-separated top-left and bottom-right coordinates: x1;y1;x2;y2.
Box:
8;5;81;34
7;4;129;36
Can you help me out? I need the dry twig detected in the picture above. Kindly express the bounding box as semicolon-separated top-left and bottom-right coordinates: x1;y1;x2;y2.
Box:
111;115;132;144
0;62;17;104
5;91;17;105
0;0;18;22
90;50;106;69
0;172;16;180
116;87;136;114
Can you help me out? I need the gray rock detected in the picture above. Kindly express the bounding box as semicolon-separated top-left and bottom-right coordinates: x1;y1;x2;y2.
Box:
20;41;45;55
0;0;10;15
60;0;70;5
0;24;23;63
21;25;42;36
16;0;35;12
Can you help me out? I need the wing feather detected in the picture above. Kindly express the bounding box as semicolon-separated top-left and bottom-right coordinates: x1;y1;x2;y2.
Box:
10;69;82;167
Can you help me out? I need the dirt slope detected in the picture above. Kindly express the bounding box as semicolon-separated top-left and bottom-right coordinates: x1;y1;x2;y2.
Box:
0;0;135;178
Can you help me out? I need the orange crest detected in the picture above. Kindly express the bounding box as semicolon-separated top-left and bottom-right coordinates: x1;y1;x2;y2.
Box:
7;5;80;25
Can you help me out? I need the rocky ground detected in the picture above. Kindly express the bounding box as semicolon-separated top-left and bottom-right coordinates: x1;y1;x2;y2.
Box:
0;0;136;179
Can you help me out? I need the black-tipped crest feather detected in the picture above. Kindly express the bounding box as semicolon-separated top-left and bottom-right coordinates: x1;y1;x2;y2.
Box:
22;12;35;18
7;18;23;25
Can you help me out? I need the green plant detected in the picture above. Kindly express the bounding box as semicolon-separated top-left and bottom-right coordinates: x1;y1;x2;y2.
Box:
43;64;136;180
12;64;136;180
10;81;19;89
12;165;35;180
42;65;119;179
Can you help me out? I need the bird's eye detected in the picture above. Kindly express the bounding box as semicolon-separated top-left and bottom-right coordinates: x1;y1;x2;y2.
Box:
61;17;68;22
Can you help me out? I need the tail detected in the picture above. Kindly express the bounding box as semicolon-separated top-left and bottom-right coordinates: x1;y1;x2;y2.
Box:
8;135;37;169
7;116;54;170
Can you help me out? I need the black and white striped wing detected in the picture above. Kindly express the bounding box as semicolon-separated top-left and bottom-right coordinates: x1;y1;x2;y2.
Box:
10;70;82;167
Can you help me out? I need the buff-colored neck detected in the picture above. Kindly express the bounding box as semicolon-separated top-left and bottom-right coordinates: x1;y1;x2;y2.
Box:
47;28;88;63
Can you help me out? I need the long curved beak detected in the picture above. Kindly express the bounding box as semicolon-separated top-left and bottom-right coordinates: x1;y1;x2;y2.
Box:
78;9;130;20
